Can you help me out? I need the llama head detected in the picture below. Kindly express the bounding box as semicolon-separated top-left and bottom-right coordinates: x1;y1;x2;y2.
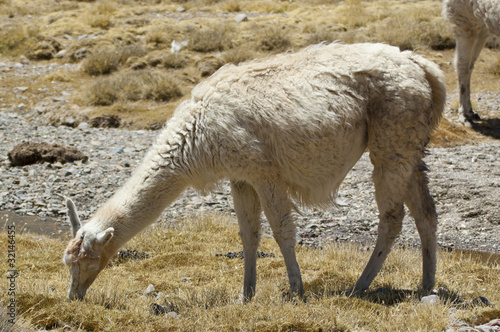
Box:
63;199;114;300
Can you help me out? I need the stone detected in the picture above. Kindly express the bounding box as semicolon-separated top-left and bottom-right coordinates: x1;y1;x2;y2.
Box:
144;284;156;296
8;142;88;166
54;50;67;58
235;13;248;23
420;294;439;305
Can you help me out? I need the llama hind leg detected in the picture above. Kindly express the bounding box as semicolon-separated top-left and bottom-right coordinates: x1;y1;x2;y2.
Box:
231;180;262;302
455;27;488;122
255;182;304;298
353;164;408;292
404;164;437;290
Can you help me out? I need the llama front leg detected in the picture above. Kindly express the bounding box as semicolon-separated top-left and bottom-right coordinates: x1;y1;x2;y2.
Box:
353;165;406;292
231;180;262;302
404;165;437;290
455;27;488;122
256;182;304;298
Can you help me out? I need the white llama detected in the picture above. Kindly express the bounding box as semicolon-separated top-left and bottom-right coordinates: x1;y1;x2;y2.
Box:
63;43;446;301
444;0;500;122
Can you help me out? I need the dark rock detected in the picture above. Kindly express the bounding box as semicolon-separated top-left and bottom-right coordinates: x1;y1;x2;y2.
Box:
8;142;88;166
216;251;275;259
114;249;150;264
89;115;121;128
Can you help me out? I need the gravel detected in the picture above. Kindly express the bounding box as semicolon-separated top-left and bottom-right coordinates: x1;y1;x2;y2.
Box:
1;111;499;254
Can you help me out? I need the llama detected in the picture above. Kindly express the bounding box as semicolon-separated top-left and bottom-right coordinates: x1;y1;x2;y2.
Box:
63;42;446;301
443;0;500;122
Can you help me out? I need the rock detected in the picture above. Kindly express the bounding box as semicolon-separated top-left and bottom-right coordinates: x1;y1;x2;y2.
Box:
77;122;90;130
150;303;167;315
144;284;156;296
54;50;67;58
63;118;75;127
171;40;189;53
89;115;121;128
8;142;88;166
468;296;492;307
235;13;248;23
165;311;178;319
73;47;90;61
420;294;439;305
19;55;30;64
14;87;29;93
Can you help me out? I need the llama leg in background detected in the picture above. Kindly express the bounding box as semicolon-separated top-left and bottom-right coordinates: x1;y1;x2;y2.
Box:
256;182;304;298
231;180;263;302
455;27;489;122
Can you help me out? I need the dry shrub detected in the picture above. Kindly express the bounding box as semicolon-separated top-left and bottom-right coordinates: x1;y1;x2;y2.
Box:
86;0;117;29
222;45;255;65
146;24;176;45
83;44;146;75
335;0;374;29
162;53;188;69
221;0;241;12
0;21;39;55
188;24;234;52
487;55;500;76
87;70;183;105
375;17;454;51
258;25;291;52
304;24;340;46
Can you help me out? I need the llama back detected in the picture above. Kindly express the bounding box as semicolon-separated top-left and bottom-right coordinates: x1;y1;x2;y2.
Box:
152;43;445;206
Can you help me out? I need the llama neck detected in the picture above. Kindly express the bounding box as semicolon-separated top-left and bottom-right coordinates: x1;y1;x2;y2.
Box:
90;154;188;253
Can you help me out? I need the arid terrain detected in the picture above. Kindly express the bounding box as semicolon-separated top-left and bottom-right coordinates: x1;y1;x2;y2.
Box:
0;0;499;331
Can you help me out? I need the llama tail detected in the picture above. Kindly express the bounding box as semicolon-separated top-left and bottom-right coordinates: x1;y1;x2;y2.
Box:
404;51;446;130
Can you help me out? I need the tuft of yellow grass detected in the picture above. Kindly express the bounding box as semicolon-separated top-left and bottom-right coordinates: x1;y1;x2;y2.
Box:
1;213;498;331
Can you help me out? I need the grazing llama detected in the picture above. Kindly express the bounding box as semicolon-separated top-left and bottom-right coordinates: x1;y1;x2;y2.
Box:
444;0;500;122
63;43;445;301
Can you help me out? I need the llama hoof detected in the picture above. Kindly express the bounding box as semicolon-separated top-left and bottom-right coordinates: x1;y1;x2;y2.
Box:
460;112;481;126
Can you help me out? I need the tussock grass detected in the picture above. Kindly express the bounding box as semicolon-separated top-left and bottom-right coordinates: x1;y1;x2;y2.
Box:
188;24;234;52
487;55;500;76
82;44;146;75
0;20;39;56
258;25;292;52
223;45;256;65
85;0;117;29
161;53;188;69
86;70;183;105
1;213;498;331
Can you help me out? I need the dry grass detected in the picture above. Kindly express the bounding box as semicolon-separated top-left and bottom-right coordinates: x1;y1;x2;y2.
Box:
0;213;498;331
86;70;183;105
82;44;146;75
0;0;499;136
187;23;234;52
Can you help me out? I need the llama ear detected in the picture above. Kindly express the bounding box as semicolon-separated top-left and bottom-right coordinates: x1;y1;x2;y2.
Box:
66;198;81;238
96;227;114;246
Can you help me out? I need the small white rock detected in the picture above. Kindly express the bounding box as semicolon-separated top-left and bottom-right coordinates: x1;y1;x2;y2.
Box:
144;284;156;296
235;13;248;23
420;294;439;305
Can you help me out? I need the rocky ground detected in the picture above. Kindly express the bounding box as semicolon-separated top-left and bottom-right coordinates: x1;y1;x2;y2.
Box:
0;74;499;254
